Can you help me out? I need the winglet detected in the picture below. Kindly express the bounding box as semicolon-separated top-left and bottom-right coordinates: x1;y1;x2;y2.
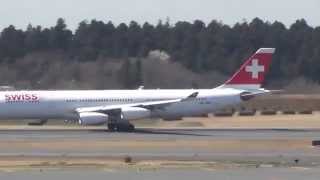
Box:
188;92;199;98
181;92;199;102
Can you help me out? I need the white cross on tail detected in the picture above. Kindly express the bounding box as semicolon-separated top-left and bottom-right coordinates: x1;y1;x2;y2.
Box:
245;59;264;79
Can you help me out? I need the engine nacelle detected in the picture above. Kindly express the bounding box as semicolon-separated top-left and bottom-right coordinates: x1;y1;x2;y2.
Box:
78;112;109;126
121;107;151;120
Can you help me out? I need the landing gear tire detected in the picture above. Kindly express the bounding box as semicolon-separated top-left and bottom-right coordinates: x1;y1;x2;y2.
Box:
128;124;135;131
108;123;135;132
117;124;135;132
125;124;135;132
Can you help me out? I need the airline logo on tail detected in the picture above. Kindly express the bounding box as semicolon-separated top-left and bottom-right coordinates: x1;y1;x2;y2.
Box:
245;59;264;79
220;48;275;89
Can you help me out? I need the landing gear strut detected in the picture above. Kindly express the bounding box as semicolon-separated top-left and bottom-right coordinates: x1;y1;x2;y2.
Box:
107;123;117;131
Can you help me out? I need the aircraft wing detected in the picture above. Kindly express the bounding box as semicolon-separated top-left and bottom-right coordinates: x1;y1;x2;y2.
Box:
76;92;199;113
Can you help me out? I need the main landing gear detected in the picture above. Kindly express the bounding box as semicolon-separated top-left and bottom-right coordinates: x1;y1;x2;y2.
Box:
107;110;135;132
107;123;135;132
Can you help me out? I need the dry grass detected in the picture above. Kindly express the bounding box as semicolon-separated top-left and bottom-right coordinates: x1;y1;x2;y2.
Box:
147;112;320;129
245;94;320;111
185;114;320;129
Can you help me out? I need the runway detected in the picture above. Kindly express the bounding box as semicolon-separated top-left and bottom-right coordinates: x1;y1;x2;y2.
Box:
2;168;320;180
0;128;319;163
0;128;320;140
0;128;320;179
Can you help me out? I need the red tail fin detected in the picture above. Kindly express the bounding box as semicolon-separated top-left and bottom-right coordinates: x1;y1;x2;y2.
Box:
220;48;275;89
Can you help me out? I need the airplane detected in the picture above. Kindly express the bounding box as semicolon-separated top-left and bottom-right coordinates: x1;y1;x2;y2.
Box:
0;48;275;131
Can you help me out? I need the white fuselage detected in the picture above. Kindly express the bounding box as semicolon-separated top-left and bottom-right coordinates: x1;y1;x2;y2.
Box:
0;88;244;121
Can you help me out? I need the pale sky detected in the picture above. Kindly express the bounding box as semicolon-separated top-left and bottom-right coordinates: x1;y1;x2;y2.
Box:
0;0;319;30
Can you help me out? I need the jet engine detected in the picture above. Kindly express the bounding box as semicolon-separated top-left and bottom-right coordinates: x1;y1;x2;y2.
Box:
121;107;151;120
78;112;109;125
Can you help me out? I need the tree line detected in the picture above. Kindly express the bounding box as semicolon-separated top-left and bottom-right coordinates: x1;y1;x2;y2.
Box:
0;18;319;88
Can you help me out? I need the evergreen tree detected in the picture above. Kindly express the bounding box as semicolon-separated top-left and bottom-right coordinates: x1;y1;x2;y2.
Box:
0;17;320;85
